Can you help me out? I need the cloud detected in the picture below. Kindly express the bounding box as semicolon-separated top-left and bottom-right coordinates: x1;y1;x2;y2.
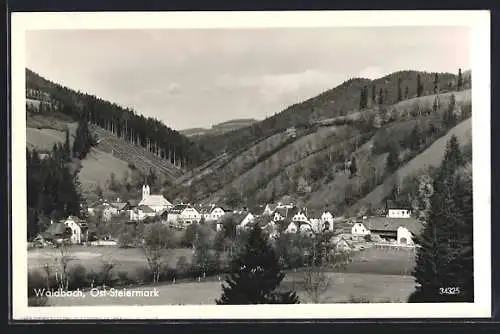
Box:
213;69;337;102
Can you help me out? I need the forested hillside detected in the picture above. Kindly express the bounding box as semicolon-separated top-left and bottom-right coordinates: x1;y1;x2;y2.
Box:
191;70;464;158
170;68;471;215
26;69;212;168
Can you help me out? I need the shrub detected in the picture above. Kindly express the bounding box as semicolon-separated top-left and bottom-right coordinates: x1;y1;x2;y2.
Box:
68;264;88;290
28;270;51;297
176;256;191;276
134;266;153;284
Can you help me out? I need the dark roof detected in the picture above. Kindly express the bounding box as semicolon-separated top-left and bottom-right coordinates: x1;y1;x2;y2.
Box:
264;204;278;213
43;223;68;237
363;216;423;235
274;207;288;217
169;204;190;213
386;200;411;210
254;215;272;227
137;205;155;213
128;199;139;207
231;212;251;224
111;202;129;210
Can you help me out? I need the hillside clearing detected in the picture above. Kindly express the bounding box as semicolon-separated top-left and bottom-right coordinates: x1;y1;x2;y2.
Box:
78;147;133;193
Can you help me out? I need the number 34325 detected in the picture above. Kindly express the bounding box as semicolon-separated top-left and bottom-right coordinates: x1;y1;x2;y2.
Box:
439;287;461;295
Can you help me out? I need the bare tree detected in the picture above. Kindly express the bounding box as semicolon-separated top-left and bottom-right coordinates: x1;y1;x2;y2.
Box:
53;241;72;291
301;232;352;303
142;222;171;283
300;233;332;303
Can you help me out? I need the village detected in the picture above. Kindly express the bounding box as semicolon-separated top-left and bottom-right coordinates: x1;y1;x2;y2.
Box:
33;183;423;254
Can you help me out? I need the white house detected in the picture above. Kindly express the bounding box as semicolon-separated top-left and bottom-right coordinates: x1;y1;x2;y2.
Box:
321;211;335;231
285;221;312;235
335;236;353;253
358;216;423;245
397;226;415;245
351;221;371;237
62;216;87;244
138;185;173;213
292;211;309;223
167;204;202;227
210;207;228;222
102;203;120;221
385;200;412;219
235;212;255;229
262;204;278;216
129;205;156;221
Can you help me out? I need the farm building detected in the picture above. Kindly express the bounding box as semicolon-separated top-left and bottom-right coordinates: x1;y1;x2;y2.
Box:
354;216;423;245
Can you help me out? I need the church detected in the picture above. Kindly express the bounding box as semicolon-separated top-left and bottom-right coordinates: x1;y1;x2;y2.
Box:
138;184;173;213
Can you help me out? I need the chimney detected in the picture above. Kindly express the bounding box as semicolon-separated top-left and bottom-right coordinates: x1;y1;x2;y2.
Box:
117;197;120;202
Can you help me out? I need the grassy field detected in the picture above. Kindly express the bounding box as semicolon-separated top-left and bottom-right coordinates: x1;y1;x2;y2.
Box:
78;147;133;193
45;271;414;306
28;246;194;273
30;244;417;306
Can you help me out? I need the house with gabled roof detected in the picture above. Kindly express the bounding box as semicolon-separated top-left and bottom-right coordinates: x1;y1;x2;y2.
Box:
110;198;131;212
321;211;335;231
209;206;231;222
129;205;157;221
42;222;72;244
262;204;278;216
352;216;423;245
166;204;201;228
62;216;88;244
232;211;255;229
385;200;412;219
291;210;309;224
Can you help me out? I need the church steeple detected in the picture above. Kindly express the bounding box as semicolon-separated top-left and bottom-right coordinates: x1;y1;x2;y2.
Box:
142;184;150;200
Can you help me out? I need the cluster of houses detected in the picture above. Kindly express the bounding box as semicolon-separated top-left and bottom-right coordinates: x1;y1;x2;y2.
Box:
36;185;423;250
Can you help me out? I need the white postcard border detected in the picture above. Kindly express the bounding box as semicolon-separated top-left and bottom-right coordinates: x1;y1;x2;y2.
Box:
11;10;491;320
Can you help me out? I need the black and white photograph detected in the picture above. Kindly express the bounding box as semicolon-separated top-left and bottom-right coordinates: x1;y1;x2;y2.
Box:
11;11;491;320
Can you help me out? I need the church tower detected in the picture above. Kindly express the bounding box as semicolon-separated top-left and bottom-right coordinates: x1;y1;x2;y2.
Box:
142;184;150;200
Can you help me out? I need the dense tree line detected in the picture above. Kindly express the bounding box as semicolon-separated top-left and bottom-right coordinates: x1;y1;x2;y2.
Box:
409;135;473;302
26;69;211;168
27;139;82;240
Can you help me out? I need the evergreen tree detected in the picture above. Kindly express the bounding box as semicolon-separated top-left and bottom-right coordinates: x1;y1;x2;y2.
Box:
384;88;389;105
457;68;463;91
63;130;71;162
409;136;472;302
216;225;299;304
371;85;376;103
433;73;439;94
405;86;409;99
443;94;457;128
378;88;384;105
416;74;423;97
385;144;400;174
433;96;439;113
397;78;402;101
409;124;422;151
349;156;358;178
359;86;368;109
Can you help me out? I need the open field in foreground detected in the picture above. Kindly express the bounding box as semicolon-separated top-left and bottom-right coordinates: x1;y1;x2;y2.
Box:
29;245;417;305
46;272;414;306
28;246;194;272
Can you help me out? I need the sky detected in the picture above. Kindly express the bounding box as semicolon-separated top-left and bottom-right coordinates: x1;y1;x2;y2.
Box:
25;27;470;130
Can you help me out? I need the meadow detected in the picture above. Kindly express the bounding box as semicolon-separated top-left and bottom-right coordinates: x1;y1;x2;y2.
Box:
29;244;417;305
